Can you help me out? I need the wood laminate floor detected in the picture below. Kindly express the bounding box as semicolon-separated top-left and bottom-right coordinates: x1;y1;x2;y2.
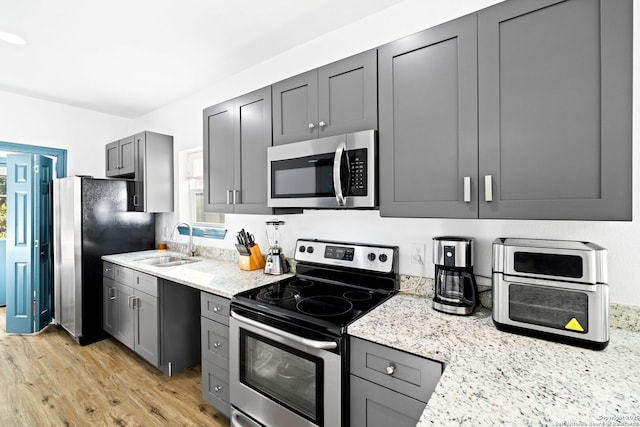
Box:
0;307;230;426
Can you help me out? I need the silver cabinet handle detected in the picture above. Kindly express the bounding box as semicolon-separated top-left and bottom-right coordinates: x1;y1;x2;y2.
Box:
213;342;222;348
463;176;471;203
214;386;223;392
212;306;221;312
319;120;327;128
333;141;347;206
226;190;233;205
386;364;396;375
109;287;116;300
127;295;133;309
484;175;493;202
308;123;316;129
233;189;240;205
231;311;337;350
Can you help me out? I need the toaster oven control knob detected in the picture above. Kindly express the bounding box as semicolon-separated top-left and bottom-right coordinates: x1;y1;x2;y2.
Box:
299;245;306;253
379;253;388;263
307;246;314;254
367;252;376;261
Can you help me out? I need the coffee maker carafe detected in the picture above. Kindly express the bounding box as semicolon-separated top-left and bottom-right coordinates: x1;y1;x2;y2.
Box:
432;237;479;315
264;220;290;275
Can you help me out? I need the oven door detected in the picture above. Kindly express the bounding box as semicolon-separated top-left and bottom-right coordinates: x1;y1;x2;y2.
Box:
267;129;376;208
229;310;342;427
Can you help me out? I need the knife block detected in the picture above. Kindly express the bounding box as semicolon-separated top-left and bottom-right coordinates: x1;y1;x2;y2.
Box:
239;244;266;271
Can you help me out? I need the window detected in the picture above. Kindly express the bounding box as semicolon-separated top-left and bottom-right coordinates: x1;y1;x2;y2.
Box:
179;147;225;227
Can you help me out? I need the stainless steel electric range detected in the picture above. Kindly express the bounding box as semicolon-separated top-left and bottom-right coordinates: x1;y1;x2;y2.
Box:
229;239;400;427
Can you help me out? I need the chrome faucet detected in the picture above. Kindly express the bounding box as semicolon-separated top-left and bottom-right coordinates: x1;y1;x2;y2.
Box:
172;222;196;257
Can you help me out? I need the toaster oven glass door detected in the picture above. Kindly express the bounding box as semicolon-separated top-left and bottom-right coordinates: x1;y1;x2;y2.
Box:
509;284;589;333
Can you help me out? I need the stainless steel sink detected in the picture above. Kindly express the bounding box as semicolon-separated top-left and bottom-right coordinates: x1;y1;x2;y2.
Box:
134;256;200;268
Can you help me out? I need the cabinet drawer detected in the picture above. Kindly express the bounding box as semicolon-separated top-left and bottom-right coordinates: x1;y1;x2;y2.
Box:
202;359;230;415
201;317;229;365
201;292;230;324
350;337;442;403
133;271;158;297
113;265;133;284
350;375;425;427
103;262;115;280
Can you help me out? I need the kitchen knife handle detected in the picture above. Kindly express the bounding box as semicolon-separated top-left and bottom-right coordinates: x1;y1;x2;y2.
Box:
463;176;471;203
484;175;493;202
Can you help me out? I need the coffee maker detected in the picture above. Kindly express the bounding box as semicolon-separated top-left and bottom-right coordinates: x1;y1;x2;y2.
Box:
264;220;290;275
432;236;479;315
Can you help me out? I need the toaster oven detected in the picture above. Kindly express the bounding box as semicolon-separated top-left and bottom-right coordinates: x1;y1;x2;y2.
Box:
492;238;609;350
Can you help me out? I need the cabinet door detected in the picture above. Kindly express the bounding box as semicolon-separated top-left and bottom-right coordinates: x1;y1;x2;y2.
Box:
103;279;116;336
134;291;159;367
113;282;134;350
478;0;632;220
272;70;318;145
350;376;425;427
105;141;121;177
318;49;378;138
379;15;478;218
118;136;135;176
233;87;273;214
203;100;235;213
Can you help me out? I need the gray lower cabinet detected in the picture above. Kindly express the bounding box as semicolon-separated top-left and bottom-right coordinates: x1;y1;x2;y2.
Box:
272;49;377;145
102;262;200;375
379;0;632;220
350;337;443;427
200;291;231;417
203;87;272;214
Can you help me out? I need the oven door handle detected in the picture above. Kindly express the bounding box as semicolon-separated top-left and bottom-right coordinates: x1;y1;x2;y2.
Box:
231;311;338;350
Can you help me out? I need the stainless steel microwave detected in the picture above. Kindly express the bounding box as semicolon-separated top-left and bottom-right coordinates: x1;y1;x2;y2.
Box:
267;130;377;209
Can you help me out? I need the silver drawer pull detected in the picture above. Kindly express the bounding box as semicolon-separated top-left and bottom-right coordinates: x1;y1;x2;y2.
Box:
386;364;396;376
213;342;222;349
213;306;221;312
308;123;316;130
214;385;223;392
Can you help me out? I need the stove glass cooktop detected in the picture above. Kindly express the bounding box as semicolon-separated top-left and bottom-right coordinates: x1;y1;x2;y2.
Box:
232;275;393;333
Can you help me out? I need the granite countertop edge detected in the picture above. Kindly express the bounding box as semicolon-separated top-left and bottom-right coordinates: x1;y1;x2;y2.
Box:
347;293;640;426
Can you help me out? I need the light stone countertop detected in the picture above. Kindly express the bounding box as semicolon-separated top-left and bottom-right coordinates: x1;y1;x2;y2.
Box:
102;250;291;299
347;293;640;426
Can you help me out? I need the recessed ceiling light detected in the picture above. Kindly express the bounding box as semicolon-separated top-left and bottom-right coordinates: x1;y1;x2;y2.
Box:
0;31;27;46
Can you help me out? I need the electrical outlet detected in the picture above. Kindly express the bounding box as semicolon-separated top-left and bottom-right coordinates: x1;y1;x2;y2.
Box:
411;243;425;265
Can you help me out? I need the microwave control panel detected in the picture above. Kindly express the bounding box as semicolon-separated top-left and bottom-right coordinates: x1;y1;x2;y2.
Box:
347;149;367;196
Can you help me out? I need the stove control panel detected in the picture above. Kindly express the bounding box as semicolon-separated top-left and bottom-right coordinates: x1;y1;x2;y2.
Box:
295;239;396;273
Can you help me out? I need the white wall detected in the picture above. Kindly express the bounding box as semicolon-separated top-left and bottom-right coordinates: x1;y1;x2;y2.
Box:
135;0;640;306
0;89;133;175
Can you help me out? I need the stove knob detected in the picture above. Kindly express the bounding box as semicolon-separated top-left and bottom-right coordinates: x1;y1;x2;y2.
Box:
379;253;388;263
367;252;376;261
307;246;314;254
299;245;306;253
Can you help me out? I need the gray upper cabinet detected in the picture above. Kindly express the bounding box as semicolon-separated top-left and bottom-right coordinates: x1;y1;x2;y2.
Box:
379;14;478;218
380;0;632;220
272;49;378;145
104;131;174;213
106;136;135;177
478;0;632;220
203;87;272;214
130;131;174;213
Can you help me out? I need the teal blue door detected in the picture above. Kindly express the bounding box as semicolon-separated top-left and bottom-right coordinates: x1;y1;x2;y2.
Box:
6;154;53;333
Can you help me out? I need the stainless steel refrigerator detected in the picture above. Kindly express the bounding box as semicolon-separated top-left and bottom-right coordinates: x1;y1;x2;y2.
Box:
53;176;155;345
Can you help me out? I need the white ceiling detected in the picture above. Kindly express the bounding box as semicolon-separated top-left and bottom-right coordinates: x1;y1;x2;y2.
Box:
0;0;404;118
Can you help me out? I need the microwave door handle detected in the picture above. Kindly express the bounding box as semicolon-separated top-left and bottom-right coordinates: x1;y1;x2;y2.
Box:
333;141;347;206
